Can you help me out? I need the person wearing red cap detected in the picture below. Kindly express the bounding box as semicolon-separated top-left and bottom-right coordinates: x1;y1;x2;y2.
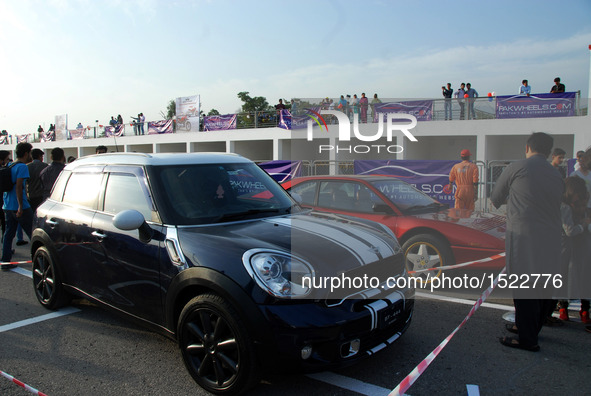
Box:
449;149;479;210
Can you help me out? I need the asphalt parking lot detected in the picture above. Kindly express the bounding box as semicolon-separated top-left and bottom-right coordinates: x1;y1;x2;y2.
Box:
2;244;590;396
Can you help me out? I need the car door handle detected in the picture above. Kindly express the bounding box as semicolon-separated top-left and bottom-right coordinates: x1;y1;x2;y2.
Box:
91;231;107;241
46;219;58;228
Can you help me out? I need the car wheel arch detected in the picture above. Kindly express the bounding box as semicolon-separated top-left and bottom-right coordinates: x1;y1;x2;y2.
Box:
165;267;271;342
399;227;456;264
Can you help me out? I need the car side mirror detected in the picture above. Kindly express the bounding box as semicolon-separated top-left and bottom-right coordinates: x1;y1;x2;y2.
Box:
113;209;153;243
372;203;394;214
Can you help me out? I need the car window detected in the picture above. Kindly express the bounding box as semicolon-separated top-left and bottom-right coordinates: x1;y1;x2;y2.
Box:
370;179;438;212
103;173;154;221
62;172;103;209
318;181;385;212
289;181;317;205
148;163;294;225
49;170;71;202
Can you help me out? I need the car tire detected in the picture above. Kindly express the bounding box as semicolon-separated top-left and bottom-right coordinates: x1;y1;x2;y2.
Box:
178;294;260;395
186;121;192;131
32;246;71;310
402;234;454;283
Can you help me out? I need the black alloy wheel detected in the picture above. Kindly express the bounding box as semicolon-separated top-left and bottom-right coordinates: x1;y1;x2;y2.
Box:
32;246;70;309
178;294;259;395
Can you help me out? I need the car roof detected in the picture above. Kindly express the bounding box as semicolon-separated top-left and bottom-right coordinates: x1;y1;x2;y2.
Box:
66;152;251;169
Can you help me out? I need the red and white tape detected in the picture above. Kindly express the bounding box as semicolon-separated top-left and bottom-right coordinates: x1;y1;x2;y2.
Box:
0;370;48;396
408;252;505;274
0;260;32;267
389;266;507;396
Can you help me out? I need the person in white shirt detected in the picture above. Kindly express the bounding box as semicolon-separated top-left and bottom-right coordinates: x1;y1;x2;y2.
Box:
519;80;531;96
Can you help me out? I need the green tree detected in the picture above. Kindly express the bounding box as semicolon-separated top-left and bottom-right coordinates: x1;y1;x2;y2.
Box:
207;109;220;116
237;91;271;112
160;99;176;120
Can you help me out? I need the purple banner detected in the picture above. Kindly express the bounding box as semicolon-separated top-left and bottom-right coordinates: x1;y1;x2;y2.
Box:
40;131;55;142
495;92;576;119
258;160;303;183
148;120;173;134
203;114;237;131
354;160;458;205
278;108;322;130
105;124;124;137
373;100;433;122
69;128;85;140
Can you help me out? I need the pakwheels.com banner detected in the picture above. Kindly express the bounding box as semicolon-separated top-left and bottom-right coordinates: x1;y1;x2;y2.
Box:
495;92;576;119
373;100;434;122
203;114;237;131
354;160;458;205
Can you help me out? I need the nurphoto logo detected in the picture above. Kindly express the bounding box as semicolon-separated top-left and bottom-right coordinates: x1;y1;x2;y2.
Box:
306;110;418;154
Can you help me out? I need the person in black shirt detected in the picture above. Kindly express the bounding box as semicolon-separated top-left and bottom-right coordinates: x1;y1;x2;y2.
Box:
39;147;66;200
550;77;565;93
442;83;453;120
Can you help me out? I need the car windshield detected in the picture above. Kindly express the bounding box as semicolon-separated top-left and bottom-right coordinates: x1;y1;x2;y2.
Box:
369;179;445;214
149;162;296;225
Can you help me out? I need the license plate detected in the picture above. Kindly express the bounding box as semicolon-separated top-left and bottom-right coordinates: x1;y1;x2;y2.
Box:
379;301;403;329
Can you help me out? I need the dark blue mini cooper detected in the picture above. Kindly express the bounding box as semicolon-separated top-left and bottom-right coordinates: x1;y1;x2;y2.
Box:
31;153;413;394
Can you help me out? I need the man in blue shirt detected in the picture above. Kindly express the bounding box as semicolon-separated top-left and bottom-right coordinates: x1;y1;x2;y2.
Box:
1;142;34;270
465;83;478;120
519;80;531;96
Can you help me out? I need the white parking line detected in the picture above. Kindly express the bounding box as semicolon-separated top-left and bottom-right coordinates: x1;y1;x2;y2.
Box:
306;372;398;396
9;266;32;278
0;307;80;333
415;291;514;312
467;384;480;396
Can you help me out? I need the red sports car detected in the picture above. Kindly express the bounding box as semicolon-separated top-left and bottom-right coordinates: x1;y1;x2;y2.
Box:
282;175;506;279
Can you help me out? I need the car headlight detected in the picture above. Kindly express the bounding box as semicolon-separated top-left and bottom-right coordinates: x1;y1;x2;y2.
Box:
242;249;314;298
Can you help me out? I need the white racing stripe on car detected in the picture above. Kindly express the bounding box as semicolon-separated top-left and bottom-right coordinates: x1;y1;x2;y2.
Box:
365;299;388;331
268;217;394;265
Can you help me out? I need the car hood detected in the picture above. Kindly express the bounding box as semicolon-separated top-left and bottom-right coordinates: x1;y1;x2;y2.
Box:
413;209;506;239
177;213;401;281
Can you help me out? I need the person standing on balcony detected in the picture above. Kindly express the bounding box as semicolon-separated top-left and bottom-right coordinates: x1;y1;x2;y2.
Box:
465;83;478;120
139;113;145;135
550;77;565;93
370;93;381;121
351;94;360;121
449;149;479;211
442;83;453;120
519;80;531;96
454;83;466;120
359;93;369;123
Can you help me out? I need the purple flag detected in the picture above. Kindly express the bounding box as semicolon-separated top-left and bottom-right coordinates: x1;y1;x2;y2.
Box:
105;124;124;137
40;131;55;142
148;120;173;134
203;114;237;131
495;92;576;119
258;160;303;183
70;128;85;140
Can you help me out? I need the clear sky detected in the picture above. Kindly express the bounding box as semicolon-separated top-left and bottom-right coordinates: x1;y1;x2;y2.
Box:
1;0;590;133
